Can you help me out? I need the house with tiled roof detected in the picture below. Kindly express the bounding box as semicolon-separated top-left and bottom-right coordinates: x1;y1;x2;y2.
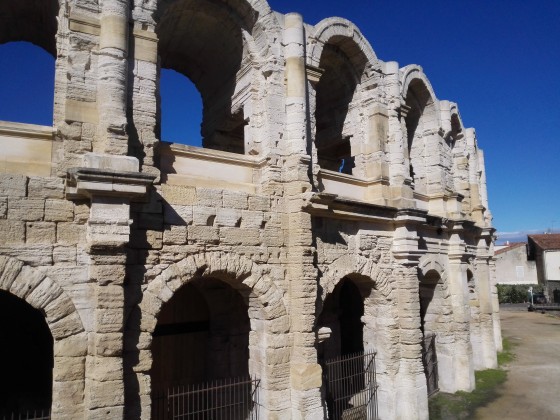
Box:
528;234;560;302
495;242;537;286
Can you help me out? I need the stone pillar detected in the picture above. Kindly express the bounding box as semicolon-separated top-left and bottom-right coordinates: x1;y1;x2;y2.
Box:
474;233;498;369
392;210;429;420
385;61;414;207
66;153;154;418
282;12;324;419
478;149;492;225
284;13;308;156
466;129;484;223
97;0;130;155
488;255;503;352
446;223;475;391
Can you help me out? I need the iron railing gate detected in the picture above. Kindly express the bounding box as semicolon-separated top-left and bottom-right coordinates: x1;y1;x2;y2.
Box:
152;377;261;419
422;333;439;396
322;350;378;420
0;410;51;420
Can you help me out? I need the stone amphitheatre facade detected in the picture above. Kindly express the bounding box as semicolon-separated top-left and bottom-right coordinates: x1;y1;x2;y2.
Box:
0;0;501;419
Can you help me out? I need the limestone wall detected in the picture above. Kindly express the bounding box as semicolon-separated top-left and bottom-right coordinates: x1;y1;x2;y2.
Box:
0;0;500;419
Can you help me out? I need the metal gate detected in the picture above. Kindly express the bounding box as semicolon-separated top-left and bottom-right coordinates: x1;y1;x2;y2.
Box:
0;410;50;420
152;377;261;419
322;350;378;420
422;333;439;396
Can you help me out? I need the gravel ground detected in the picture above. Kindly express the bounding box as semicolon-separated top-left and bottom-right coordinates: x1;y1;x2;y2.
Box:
474;309;560;420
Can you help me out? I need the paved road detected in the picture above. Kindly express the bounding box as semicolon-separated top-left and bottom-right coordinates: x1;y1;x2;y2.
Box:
475;309;560;420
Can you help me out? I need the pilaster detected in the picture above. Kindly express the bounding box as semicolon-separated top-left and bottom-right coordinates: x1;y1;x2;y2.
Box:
446;222;475;390
392;210;429;420
66;153;154;418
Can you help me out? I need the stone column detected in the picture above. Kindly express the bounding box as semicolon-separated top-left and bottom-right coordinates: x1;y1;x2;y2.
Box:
385;61;414;207
446;223;475;391
466;129;484;223
392;210;429;420
488;255;503;352
474;233;498;369
284;13;308;156
283;13;324;419
66;153;154;418
97;0;130;155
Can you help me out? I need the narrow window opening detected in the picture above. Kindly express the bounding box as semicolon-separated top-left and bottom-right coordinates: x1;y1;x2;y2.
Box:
0;42;55;126
160;68;203;147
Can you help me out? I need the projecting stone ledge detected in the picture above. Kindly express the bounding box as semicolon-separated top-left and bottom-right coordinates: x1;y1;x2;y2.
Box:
65;153;156;249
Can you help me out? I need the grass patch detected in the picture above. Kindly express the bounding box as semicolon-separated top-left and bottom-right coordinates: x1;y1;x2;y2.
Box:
428;338;513;419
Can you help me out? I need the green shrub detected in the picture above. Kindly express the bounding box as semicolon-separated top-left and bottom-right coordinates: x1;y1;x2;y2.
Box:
497;284;542;303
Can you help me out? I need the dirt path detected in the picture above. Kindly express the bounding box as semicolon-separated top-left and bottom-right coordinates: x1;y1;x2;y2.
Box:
475;310;560;420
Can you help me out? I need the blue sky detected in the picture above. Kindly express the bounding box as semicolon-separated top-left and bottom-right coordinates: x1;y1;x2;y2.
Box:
0;0;558;243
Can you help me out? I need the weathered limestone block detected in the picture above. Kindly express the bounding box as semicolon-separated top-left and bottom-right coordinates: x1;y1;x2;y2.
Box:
85;378;125;409
89;264;125;285
53;245;78;264
223;190;248;209
45;199;75;222
28;177;65;199
241;210;265;228
54;332;88;357
0;220;25;244
26;276;63;309
161;184;196;205
45;292;79;324
196;188;223;207
215;207;242;227
50;311;85;340
51;380;85;416
94;333;123;356
0;174;27;197
187;226;219;243
45;266;89;286
54;356;86;381
162;225;187;245
74;201;91;223
192;206;217;226
86;356;123;382
57;222;87;245
8;198;44;221
163;203;193;225
220;228;261;246
0;255;24;290
26;221;56;244
248;194;270;211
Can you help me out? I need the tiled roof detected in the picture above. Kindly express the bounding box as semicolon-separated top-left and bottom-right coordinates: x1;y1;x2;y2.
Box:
495;242;526;255
528;234;560;251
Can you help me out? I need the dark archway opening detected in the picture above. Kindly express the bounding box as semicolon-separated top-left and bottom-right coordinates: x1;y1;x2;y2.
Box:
419;270;441;396
318;278;375;419
0;291;53;415
404;79;433;192
315;42;365;174
318;278;364;360
151;278;251;418
156;0;250;154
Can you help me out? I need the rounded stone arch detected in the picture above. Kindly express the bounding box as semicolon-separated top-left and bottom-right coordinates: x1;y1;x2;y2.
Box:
308;17;378;71
134;251;291;418
0;256;86;418
317;253;399;419
417;254;448;282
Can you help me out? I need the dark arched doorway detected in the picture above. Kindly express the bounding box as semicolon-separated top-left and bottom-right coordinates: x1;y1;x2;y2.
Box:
0;291;53;417
151;278;255;418
318;277;377;419
419;270;442;396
